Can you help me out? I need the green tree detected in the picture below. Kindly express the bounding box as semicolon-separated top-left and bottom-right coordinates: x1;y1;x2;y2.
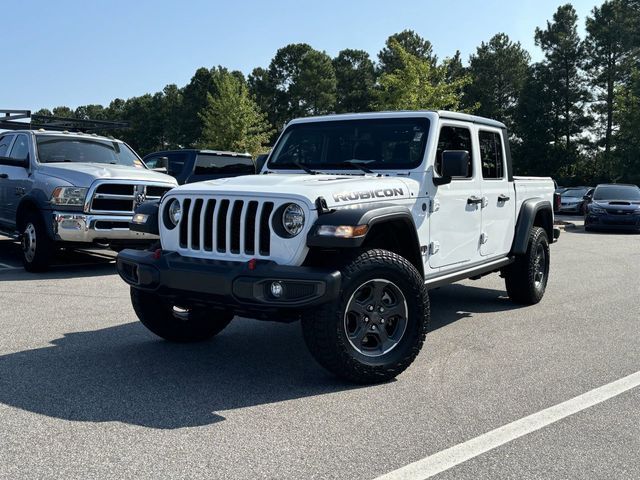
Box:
333;49;376;113
51;106;74;118
374;40;472;111
378;30;437;73
585;0;639;161
180;67;218;146
198;69;273;156
534;4;592;153
254;43;336;130
74;104;107;120
465;33;530;129
613;68;640;182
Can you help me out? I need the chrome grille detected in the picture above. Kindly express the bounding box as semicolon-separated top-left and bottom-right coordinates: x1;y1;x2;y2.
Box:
178;197;274;257
89;182;172;213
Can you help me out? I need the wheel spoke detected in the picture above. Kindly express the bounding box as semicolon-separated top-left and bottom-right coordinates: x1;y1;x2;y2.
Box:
382;303;405;319
371;281;386;303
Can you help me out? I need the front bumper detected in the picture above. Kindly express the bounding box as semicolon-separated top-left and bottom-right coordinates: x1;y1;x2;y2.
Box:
558;204;582;213
585;213;640;230
53;212;159;243
116;249;341;309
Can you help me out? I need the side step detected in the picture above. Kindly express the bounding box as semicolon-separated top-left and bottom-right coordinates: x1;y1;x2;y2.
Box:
425;257;514;289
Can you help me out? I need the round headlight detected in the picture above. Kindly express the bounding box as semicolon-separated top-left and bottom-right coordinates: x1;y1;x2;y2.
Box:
168;199;182;226
282;203;305;236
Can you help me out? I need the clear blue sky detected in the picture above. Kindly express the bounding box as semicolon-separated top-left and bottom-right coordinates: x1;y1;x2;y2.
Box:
2;0;599;112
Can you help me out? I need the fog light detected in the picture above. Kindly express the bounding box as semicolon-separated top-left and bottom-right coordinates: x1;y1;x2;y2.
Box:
132;213;149;224
270;281;284;298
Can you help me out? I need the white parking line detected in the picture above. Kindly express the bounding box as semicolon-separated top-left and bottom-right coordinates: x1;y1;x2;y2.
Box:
374;370;640;480
0;262;19;270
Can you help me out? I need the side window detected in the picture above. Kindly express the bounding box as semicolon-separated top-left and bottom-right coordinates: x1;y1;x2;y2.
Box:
8;134;30;160
478;131;504;179
435;126;473;178
0;134;15;157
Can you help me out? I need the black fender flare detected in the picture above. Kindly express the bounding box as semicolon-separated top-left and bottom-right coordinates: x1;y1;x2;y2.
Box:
307;203;420;251
510;198;554;255
16;192;55;240
130;200;160;235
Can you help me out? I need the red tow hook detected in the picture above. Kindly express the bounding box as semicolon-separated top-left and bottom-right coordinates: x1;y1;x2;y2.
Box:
152;249;162;260
248;258;257;271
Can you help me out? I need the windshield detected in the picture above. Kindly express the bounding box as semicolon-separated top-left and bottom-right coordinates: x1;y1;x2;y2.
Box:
562;188;587;198
593;185;640;201
194;154;254;175
36;136;142;167
268;118;430;171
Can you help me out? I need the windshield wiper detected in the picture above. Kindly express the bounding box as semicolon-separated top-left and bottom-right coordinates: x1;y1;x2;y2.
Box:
293;160;319;175
343;159;374;174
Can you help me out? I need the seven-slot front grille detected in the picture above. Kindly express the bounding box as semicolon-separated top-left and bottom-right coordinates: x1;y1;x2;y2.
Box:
178;197;274;257
90;183;172;213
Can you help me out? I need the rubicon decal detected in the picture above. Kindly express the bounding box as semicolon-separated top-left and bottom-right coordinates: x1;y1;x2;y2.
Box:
333;188;405;202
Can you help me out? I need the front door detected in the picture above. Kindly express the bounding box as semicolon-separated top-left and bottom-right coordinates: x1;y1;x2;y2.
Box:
429;124;482;269
0;134;17;225
478;129;515;257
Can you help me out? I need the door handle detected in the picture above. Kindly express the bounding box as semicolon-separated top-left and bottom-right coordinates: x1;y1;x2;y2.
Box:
467;196;482;205
0;173;7;179
498;194;511;202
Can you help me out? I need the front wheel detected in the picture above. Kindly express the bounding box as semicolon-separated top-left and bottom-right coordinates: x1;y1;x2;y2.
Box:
130;288;234;342
21;211;55;272
301;249;429;384
504;227;550;305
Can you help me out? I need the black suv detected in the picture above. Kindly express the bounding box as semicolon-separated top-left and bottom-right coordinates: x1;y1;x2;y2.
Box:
143;149;255;185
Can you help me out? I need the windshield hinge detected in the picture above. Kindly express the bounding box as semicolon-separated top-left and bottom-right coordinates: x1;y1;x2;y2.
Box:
429;198;440;213
315;196;334;215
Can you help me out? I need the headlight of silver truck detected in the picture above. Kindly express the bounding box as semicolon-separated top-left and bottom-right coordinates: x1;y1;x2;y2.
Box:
281;203;305;237
51;187;88;206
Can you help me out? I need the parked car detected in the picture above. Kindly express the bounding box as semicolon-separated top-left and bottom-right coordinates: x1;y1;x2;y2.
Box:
558;186;592;214
0;129;177;271
117;110;559;384
143;149;255;185
584;184;640;231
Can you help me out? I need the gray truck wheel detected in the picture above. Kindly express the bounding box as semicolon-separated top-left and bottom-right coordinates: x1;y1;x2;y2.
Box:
504;226;550;305
21;211;55;272
301;249;429;384
130;288;234;342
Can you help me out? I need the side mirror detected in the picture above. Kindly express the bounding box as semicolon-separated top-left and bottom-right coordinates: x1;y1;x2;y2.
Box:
255;153;269;173
582;195;591;201
434;150;470;186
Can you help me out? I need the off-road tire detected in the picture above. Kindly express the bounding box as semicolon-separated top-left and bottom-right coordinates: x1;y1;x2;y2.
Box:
504;227;550;305
301;249;429;384
21;211;55;272
131;287;234;342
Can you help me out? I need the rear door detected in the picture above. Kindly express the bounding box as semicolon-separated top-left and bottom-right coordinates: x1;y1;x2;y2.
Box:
428;123;482;269
478;129;515;256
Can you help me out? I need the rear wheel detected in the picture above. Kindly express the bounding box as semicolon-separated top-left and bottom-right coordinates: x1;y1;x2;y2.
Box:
301;249;429;384
130;288;234;342
504;227;550;305
21;211;55;272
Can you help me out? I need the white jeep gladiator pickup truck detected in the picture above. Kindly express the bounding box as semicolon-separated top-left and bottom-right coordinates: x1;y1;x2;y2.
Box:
117;111;559;384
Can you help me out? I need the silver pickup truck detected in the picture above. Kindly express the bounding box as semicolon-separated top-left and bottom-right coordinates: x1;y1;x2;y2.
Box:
0;129;177;271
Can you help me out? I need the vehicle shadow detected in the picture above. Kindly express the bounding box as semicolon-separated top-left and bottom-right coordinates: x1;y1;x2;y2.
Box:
0;283;522;430
429;283;522;331
562;226;640;235
0;319;357;429
0;237;117;279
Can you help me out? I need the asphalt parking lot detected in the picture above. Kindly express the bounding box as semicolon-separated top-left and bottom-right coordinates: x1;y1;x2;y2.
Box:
0;221;638;479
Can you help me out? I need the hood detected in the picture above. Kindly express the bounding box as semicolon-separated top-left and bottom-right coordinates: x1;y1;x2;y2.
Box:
168;173;417;209
593;200;640;210
37;163;178;187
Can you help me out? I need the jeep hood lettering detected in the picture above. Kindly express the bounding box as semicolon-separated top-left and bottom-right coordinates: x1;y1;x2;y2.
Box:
168;174;418;208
